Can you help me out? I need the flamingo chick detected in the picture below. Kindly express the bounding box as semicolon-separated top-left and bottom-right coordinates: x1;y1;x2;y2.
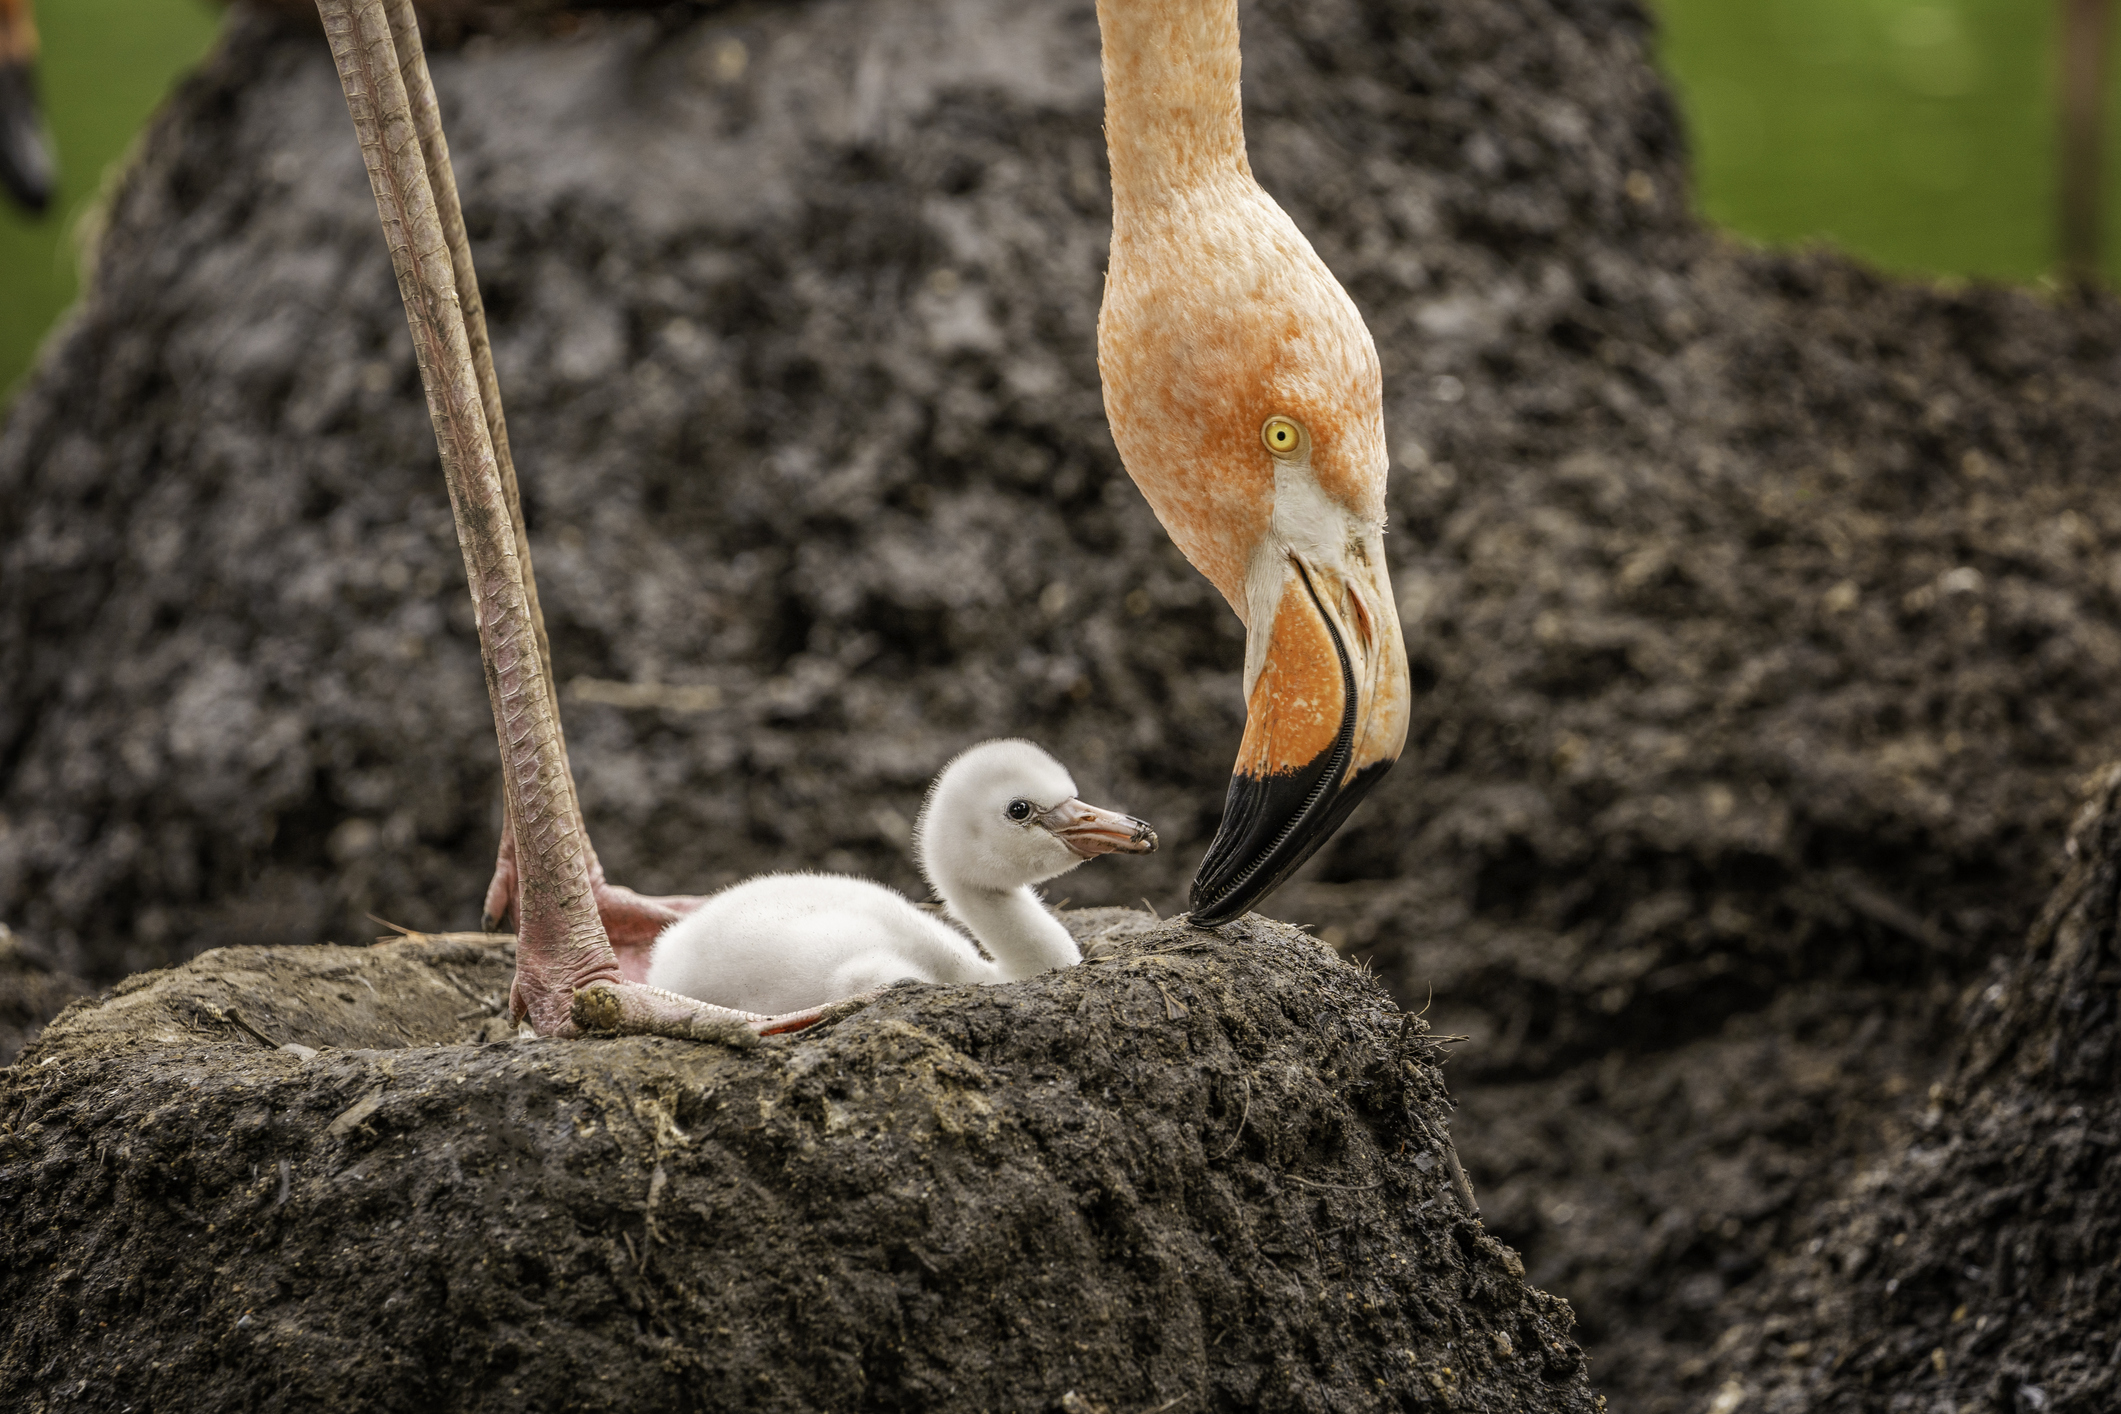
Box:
1096;0;1412;924
645;740;1157;1016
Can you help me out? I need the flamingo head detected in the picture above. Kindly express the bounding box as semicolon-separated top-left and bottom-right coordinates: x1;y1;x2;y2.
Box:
915;739;1159;898
1099;185;1410;925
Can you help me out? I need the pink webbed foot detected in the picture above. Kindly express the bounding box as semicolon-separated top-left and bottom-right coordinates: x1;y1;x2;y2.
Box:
586;879;710;979
481;829;708;982
566;984;884;1044
478;834;515;935
496;869;881;1043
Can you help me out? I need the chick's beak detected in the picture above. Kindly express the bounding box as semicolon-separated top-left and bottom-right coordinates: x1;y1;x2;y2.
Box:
1043;797;1159;859
1189;536;1408;925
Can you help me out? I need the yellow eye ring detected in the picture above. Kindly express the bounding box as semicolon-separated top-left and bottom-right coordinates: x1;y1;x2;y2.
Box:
1261;416;1306;457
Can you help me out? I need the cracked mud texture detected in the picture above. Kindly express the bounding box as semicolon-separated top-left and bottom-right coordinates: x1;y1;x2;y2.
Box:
1696;769;2121;1414
0;911;1598;1413
6;0;2121;1405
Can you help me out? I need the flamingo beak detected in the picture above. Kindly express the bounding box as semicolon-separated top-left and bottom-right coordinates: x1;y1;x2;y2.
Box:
0;15;53;215
1188;533;1408;925
1042;798;1160;859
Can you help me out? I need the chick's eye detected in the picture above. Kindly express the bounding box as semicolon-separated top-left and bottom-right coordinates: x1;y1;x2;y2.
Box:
1262;416;1305;456
1006;800;1034;822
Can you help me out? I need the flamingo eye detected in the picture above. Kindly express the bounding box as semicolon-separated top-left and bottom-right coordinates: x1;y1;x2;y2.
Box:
1006;800;1034;822
1262;416;1306;457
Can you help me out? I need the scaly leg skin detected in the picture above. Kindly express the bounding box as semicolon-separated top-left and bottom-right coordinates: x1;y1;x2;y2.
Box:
479;826;708;982
568;983;884;1045
376;0;713;991
323;0;867;1045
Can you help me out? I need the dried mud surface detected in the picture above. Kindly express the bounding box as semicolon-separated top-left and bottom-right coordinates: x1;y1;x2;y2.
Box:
0;911;1598;1414
6;0;2121;1405
1697;771;2121;1414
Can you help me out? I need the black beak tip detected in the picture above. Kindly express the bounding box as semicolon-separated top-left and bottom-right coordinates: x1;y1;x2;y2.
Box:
2;165;50;213
1187;755;1396;927
1185;875;1252;928
0;63;55;216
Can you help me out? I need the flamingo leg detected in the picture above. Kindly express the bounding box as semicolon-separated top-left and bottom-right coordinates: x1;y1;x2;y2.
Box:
318;0;841;1039
345;0;710;974
480;830;707;982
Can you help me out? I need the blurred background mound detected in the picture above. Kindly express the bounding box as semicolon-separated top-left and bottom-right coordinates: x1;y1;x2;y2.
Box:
4;0;2121;1406
1703;765;2121;1413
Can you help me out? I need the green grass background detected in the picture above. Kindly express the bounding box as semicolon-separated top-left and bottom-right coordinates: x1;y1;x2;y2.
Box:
0;0;220;399
1659;0;2095;284
0;0;2117;398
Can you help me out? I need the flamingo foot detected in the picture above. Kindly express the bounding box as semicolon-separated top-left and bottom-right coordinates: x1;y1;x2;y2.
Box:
481;834;708;982
587;881;711;975
505;904;872;1042
568;982;881;1043
490;828;870;1041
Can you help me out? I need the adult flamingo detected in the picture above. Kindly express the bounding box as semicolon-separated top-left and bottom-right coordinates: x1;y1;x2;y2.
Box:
1097;0;1410;924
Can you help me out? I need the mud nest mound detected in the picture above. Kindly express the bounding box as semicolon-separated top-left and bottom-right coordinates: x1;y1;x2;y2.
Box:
9;0;2121;1403
0;911;1596;1413
1696;769;2121;1414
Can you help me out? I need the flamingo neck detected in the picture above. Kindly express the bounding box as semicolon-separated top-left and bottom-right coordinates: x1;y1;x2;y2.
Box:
1098;0;1250;218
936;879;1082;981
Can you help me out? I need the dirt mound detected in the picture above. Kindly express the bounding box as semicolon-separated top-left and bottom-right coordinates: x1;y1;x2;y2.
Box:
9;0;2121;1403
1695;769;2121;1414
0;911;1598;1413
